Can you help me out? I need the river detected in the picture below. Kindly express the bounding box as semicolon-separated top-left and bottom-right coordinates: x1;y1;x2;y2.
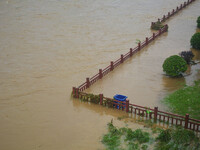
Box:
0;0;200;149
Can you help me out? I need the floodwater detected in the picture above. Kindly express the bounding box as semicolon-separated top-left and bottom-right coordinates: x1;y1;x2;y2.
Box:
0;0;200;149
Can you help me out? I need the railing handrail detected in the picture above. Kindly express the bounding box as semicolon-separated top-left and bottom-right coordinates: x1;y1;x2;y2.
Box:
74;91;200;132
78;82;87;89
78;91;200;124
90;73;99;81
77;25;168;91
157;110;185;119
129;103;154;111
102;65;111;72
73;0;199;132
151;0;196;25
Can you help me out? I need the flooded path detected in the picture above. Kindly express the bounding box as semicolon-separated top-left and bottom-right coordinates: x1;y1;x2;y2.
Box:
86;1;200;110
0;0;199;149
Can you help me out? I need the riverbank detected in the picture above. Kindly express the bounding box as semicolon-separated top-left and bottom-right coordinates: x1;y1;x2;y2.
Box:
163;79;200;119
102;121;200;150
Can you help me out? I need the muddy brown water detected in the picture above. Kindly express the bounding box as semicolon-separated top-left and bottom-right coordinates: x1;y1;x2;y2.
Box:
0;0;200;149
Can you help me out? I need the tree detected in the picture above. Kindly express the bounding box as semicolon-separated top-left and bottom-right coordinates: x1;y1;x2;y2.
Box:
190;32;200;50
162;55;187;77
197;16;200;28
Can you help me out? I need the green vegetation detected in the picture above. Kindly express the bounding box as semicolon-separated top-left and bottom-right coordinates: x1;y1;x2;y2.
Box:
164;80;200;119
135;39;141;44
125;128;150;144
151;21;164;30
79;93;100;104
156;129;171;143
102;123;121;149
89;94;100;104
155;127;200;150
102;122;150;150
197;16;200;28
102;122;200;150
190;32;200;50
162;55;187;77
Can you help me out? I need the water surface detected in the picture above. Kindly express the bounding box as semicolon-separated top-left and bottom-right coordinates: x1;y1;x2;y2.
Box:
0;0;200;149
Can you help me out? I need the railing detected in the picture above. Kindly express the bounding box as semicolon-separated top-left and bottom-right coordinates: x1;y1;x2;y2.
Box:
78;25;168;91
151;0;196;27
72;91;200;132
77;0;196;92
72;0;198;132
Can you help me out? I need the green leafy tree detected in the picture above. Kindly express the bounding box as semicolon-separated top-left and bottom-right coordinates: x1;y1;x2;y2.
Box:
197;16;200;28
162;55;187;77
190;32;200;50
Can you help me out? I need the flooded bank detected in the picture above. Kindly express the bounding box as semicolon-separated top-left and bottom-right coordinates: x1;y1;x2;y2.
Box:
86;1;200;111
0;0;199;149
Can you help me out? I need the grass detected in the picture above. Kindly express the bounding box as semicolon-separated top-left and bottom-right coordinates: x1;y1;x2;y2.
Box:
125;129;150;144
102;80;200;149
155;127;200;150
163;80;200;119
102;122;150;150
102;122;200;150
102;122;122;150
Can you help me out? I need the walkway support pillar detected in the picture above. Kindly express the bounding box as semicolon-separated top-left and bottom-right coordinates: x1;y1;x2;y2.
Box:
153;33;155;40
110;61;114;71
86;78;90;88
99;94;103;105
154;107;158;122
121;54;124;63
130;48;133;56
138;42;141;50
75;88;79;98
72;87;76;97
185;114;189;129
126;100;129;113
99;69;103;79
163;15;165;21
146;37;148;45
168;12;170;17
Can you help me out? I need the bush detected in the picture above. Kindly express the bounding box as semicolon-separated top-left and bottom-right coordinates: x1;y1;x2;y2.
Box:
126;129;150;144
156;129;171;143
197;16;200;28
155;127;200;150
198;23;200;28
179;51;194;64
102;122;150;150
102;122;121;149
151;21;164;30
197;16;200;23
190;32;200;50
162;55;187;77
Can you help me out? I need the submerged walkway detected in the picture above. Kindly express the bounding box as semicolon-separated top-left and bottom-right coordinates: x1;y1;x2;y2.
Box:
72;0;200;132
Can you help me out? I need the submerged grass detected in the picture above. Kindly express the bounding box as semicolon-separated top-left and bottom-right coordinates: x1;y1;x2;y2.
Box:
102;81;200;149
102;122;122;150
102;122;200;150
125;129;150;144
163;80;200;119
102;122;150;150
155;127;200;150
